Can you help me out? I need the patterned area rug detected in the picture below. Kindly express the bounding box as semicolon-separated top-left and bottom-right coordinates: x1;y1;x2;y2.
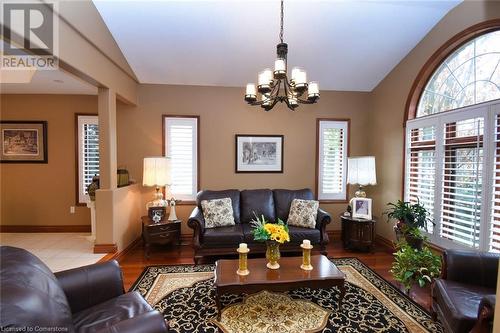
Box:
130;258;443;333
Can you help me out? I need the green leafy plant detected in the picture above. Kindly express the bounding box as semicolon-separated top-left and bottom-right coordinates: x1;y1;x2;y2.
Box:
384;199;434;231
390;243;441;292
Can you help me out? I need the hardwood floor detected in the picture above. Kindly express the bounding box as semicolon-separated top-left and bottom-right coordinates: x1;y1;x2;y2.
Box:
118;239;433;311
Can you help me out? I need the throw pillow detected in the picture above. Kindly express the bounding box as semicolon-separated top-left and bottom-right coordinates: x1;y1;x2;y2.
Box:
287;199;319;229
201;197;235;228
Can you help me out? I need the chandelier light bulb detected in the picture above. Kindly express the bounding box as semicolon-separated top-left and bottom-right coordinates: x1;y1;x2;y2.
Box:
274;58;286;78
308;81;320;101
291;67;301;83
246;83;256;96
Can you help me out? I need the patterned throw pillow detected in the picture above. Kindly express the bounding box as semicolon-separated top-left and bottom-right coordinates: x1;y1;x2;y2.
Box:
287;199;319;229
201;198;235;228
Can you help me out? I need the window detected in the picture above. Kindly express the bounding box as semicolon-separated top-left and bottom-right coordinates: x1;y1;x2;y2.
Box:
417;31;500;117
316;119;349;201
76;114;99;204
405;101;499;252
163;116;199;201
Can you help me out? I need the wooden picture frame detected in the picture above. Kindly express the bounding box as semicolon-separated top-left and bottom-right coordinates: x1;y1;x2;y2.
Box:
148;206;166;220
235;135;284;173
0;121;48;163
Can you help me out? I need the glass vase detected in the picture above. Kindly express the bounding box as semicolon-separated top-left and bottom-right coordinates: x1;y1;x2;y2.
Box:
266;240;281;269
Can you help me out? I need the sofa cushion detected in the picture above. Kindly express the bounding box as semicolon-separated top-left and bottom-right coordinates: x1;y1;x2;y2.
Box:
273;189;314;221
197;190;241;223
287;199;319;229
201;198;235;228
287;226;321;245
0;246;75;332
203;225;244;247
73;291;153;333
433;279;494;333
240;189;275;224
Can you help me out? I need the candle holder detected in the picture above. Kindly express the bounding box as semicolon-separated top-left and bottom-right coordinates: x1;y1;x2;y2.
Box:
300;243;313;271
236;247;250;276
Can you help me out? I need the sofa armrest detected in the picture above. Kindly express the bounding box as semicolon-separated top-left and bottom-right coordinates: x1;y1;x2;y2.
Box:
94;311;169;333
316;208;331;245
316;208;331;230
55;260;125;314
187;207;205;249
471;295;496;333
443;250;499;288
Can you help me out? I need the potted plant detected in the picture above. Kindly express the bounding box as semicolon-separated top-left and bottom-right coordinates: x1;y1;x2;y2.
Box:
390;243;441;295
251;213;290;269
384;199;434;250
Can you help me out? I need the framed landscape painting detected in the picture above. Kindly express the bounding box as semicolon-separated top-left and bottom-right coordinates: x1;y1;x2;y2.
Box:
235;135;283;173
0;121;48;163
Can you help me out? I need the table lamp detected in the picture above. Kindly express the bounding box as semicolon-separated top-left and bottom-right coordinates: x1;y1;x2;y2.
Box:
347;156;377;198
143;157;171;208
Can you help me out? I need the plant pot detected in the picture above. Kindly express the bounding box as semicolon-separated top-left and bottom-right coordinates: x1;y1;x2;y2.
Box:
265;240;281;269
404;234;424;250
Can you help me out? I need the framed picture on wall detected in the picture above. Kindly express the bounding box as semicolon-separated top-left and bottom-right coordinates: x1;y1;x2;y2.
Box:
235;135;283;173
352;198;372;220
0;121;48;163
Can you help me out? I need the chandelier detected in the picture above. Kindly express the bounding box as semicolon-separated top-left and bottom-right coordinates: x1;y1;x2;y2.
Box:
244;0;320;111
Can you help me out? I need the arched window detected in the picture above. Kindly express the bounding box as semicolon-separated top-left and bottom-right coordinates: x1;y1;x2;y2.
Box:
404;22;500;253
417;30;500;117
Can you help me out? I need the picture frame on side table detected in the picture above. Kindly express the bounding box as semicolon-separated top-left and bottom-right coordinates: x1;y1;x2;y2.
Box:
148;206;166;221
352;198;372;220
0;121;48;163
235;134;283;173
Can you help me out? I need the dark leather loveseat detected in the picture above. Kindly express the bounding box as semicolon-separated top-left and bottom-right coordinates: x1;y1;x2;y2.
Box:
0;246;168;333
187;188;331;264
432;249;499;333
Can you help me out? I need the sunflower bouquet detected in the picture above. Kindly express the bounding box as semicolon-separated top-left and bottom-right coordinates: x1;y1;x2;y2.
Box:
251;213;290;244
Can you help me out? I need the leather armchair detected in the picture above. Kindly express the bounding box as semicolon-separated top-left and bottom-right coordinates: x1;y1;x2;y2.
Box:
0;246;168;333
432;249;499;333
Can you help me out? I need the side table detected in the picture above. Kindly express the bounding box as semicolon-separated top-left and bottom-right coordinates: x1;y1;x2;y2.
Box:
141;216;181;258
340;214;375;252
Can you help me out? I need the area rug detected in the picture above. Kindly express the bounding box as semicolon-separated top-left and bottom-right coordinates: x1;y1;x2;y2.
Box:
130;258;443;333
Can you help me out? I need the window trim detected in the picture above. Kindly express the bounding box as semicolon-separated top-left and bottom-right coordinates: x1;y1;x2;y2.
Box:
74;113;98;206
162;114;200;205
315;118;350;203
404;19;500;124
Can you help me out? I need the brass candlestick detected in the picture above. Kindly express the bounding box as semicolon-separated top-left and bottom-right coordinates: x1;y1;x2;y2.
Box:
300;243;313;271
237;247;250;276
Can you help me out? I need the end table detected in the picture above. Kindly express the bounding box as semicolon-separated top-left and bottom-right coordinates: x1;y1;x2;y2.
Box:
141;216;181;258
340;214;375;252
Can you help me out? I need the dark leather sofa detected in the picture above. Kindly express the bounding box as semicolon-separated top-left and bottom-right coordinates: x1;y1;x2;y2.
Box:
188;188;331;264
431;249;498;333
0;246;168;333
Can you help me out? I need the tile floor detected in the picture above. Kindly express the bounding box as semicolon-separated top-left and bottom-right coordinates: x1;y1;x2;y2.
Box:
0;233;106;272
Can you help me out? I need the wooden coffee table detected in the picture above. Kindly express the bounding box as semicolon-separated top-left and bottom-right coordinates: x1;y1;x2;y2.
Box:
214;255;346;319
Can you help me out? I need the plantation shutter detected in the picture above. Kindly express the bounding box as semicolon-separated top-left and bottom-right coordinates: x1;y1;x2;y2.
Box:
490;113;500;252
164;117;198;200
317;120;348;201
404;125;436;232
77;115;99;204
440;117;484;249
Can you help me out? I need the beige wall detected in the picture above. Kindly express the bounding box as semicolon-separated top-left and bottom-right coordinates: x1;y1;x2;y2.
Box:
368;1;500;241
0;94;97;226
117;84;371;235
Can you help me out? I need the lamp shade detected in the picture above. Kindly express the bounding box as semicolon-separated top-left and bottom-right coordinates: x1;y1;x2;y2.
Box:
143;157;171;187
347;156;377;186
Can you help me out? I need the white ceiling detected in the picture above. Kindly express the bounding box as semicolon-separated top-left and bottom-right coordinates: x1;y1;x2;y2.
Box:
93;0;460;91
0;69;98;95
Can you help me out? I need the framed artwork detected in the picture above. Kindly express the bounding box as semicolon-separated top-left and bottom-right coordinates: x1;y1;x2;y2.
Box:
0;121;48;163
352;198;372;220
148;206;166;221
235;135;283;173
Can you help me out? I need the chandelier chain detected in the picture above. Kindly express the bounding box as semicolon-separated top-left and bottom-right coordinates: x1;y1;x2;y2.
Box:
280;0;284;43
